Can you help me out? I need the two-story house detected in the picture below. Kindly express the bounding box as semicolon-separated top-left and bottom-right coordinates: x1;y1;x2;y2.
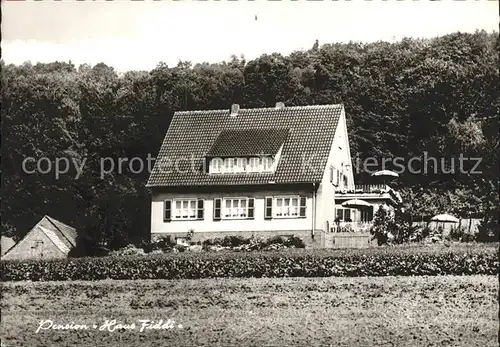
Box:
146;103;357;248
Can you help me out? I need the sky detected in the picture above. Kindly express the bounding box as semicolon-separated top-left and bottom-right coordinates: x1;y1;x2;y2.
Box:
2;0;498;72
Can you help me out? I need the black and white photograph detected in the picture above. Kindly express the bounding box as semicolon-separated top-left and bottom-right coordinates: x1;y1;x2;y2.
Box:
1;0;499;346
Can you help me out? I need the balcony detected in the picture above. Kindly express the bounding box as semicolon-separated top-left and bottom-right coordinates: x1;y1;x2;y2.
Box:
335;184;388;194
335;184;402;205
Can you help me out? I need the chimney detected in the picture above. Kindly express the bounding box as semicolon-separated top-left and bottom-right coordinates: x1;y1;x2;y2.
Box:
230;104;240;117
275;102;285;109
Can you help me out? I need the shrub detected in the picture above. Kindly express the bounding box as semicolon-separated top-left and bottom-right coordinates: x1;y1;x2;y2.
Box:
265;235;305;248
146;236;176;253
174;244;187;253
410;226;432;242
370;206;393;245
477;219;499;242
1;245;497;282
287;235;306;248
447;227;477;243
202;234;305;250
371;206;450;244
222;235;251;248
109;244;145;256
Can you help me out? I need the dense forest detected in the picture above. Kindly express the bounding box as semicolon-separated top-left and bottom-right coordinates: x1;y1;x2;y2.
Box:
2;31;498;248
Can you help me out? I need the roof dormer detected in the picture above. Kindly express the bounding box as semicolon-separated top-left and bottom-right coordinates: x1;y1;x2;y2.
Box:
206;128;289;174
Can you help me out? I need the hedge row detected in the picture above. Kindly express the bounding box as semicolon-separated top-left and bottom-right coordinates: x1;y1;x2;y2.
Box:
1;246;498;281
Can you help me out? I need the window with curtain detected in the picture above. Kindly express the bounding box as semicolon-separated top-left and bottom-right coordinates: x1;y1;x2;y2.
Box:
173;200;197;220
222;198;248;219
274;196;300;217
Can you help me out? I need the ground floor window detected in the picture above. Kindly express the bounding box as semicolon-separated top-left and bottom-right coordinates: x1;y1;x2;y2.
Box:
173;199;197;220
222;198;248;219
336;208;352;222
274;196;300;217
336;206;374;222
360;206;374;222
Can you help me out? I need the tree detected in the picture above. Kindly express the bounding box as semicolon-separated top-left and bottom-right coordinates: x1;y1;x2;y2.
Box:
1;32;499;249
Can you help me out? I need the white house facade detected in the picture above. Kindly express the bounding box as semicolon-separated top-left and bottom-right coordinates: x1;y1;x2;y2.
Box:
146;103;359;248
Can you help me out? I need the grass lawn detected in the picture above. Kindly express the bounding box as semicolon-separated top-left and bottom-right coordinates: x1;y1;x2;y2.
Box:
1;275;498;347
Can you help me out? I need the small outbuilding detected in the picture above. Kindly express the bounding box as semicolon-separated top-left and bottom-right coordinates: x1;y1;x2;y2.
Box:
1;216;77;260
1;236;16;256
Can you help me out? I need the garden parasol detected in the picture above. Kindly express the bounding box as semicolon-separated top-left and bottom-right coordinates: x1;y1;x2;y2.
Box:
430;213;459;232
341;199;371;208
431;214;459;223
371;170;399;186
371;170;399;178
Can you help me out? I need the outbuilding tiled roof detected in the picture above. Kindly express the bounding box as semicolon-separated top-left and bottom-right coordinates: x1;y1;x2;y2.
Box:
146;104;343;187
39;226;71;254
44;215;77;247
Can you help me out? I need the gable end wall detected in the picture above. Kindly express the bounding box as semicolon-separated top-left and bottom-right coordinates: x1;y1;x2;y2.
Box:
316;107;354;232
2;227;67;260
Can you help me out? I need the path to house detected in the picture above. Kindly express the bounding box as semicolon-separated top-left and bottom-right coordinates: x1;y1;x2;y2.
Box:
1;276;498;347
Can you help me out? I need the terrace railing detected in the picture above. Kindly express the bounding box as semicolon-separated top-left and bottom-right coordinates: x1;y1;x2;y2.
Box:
330;221;373;233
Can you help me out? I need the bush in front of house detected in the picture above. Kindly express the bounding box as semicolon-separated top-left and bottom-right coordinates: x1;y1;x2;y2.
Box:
202;235;251;248
109;244;146;256
1;244;497;282
145;235;177;252
370;206;395;245
201;234;306;251
109;234;306;256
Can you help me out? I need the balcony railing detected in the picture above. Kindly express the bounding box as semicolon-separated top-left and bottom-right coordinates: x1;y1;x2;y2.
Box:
335;184;389;193
335;184;402;204
355;184;390;192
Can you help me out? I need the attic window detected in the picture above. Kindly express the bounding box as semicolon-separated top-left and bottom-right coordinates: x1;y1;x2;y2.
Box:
209;156;275;174
248;157;260;172
211;158;223;173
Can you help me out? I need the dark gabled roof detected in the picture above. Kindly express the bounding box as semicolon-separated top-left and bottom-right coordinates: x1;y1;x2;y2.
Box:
206;128;290;157
146;104;343;187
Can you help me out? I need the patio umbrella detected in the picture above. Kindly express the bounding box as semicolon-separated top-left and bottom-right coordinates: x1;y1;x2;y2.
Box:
430;213;459;233
431;214;459;223
371;170;399;187
371;170;399;178
341;199;371;208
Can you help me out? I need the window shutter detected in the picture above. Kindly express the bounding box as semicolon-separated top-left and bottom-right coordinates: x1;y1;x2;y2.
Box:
264;197;273;219
345;209;351;221
299;196;307;217
368;206;374;222
329;166;334;183
164;200;172;222
336;208;343;221
336;169;340;186
197;199;204;220
248;198;255;219
213;198;221;221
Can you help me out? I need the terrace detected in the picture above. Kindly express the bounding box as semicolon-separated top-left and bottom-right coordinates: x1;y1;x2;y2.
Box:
330;184;403;245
